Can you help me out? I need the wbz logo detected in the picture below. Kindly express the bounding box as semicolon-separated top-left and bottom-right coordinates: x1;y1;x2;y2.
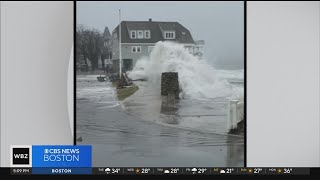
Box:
13;148;29;164
10;146;32;167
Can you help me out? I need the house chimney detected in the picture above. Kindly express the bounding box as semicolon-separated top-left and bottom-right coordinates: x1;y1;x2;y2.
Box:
149;18;152;22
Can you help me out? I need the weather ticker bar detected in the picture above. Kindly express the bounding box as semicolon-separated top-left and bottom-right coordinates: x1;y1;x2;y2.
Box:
9;167;313;175
92;167;310;175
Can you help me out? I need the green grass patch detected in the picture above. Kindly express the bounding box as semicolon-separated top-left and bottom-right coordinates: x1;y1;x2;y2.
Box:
112;80;118;87
116;84;139;101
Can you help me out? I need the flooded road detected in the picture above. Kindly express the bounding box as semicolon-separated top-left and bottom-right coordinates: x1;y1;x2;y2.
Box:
77;75;244;167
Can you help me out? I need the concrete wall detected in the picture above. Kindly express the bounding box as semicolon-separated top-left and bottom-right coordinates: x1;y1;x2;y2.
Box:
160;72;179;115
161;72;179;99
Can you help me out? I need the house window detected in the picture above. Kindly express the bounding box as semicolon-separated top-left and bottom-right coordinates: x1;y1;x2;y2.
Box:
145;30;151;39
199;47;204;53
189;48;193;54
185;46;192;54
148;46;154;53
164;31;175;39
132;46;141;53
137;30;144;39
131;31;136;39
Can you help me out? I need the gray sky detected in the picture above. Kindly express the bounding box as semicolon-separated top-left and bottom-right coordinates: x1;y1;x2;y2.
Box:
77;1;244;69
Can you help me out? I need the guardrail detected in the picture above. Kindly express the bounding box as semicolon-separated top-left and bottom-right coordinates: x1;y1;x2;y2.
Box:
227;99;244;131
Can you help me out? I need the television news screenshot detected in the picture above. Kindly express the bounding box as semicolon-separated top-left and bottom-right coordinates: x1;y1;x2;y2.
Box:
0;1;319;176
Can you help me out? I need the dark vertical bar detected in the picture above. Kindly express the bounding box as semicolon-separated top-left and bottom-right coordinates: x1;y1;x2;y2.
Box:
0;1;2;166
73;1;77;145
244;0;247;167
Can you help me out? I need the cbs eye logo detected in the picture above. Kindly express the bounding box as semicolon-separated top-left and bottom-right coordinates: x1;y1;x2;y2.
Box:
10;145;32;167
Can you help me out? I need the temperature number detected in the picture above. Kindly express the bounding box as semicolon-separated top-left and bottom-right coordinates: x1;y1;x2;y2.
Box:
141;168;150;174
170;168;179;173
284;168;292;174
226;168;234;174
198;168;207;174
254;168;262;174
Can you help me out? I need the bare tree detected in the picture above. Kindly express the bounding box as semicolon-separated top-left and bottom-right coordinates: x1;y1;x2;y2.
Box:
76;25;88;66
76;25;103;70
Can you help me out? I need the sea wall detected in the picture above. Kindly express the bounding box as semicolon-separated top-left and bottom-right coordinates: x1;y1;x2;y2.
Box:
161;72;179;115
161;72;179;99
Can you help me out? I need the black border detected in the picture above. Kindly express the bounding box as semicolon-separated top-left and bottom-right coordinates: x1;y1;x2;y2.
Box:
74;1;77;145
244;0;247;167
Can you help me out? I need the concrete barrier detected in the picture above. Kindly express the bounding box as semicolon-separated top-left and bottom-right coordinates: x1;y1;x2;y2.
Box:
227;99;244;134
161;72;179;115
161;72;179;99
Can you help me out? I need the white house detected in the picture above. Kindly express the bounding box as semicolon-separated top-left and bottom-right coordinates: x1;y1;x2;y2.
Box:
111;18;205;72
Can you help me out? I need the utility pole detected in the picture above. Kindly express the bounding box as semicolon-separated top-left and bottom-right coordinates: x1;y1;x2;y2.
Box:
119;9;122;79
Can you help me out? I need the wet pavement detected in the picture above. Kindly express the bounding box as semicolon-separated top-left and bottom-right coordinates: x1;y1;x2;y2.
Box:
76;75;244;167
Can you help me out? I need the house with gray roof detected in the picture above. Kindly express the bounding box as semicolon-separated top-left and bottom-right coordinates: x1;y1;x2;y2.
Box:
101;26;113;68
111;19;205;72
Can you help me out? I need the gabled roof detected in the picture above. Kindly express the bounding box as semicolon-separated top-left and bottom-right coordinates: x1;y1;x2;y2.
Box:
113;21;195;44
103;26;111;40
